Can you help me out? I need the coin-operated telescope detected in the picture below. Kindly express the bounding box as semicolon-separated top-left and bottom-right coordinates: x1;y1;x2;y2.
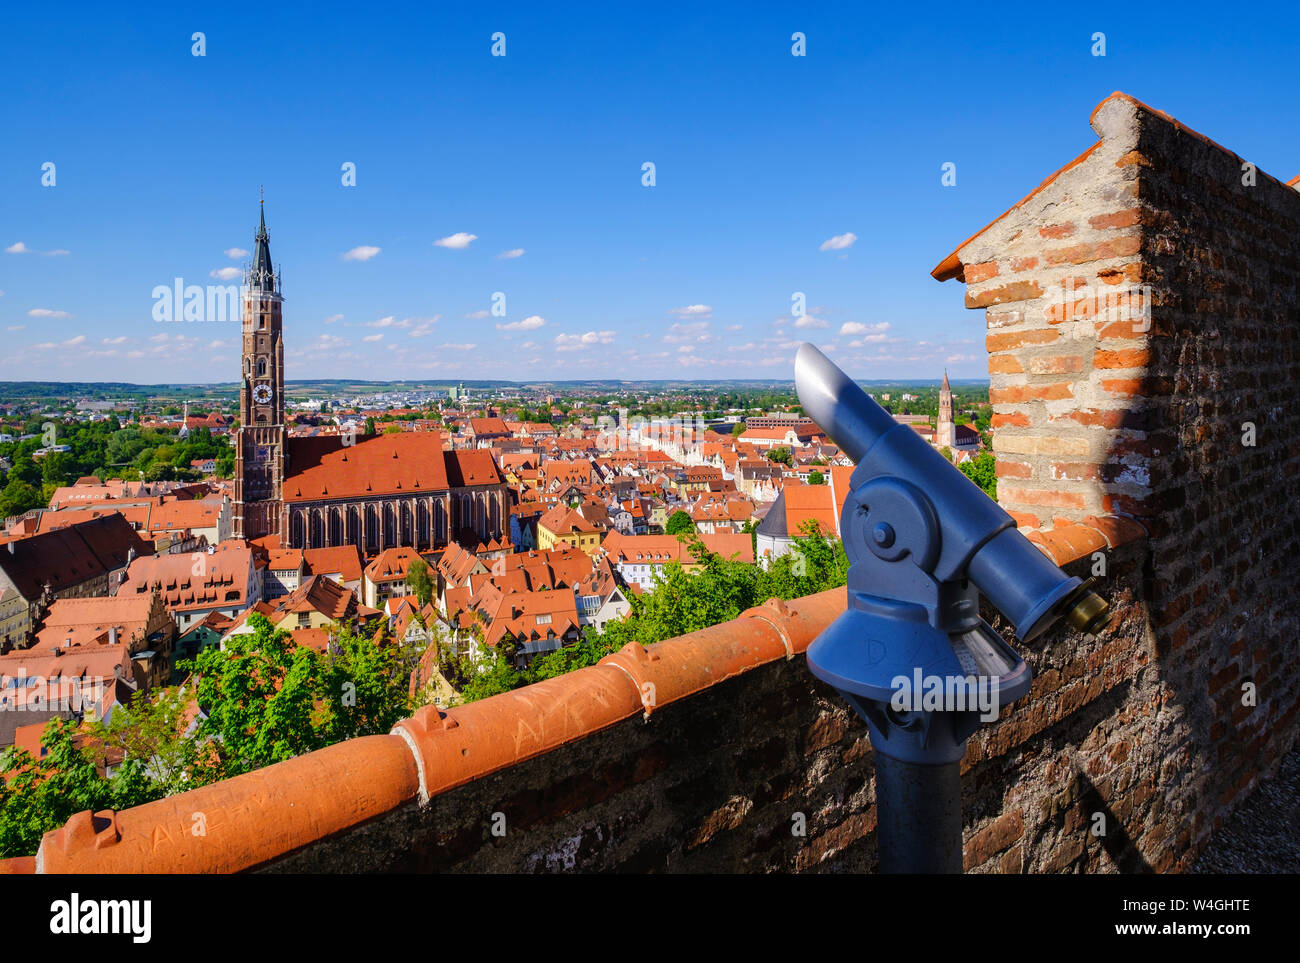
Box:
794;343;1109;873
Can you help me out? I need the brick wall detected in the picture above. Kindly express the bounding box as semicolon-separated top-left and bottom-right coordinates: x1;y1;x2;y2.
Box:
935;91;1300;856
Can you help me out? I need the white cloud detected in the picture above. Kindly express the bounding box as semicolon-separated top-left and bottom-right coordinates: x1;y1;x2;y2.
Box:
0;290;4;297
210;266;242;281
102;336;128;345
669;304;712;320
127;350;145;359
497;248;525;259
33;334;85;350
496;315;545;331
434;233;477;249
307;334;349;352
225;247;249;258
794;315;828;329
343;245;381;261
323;314;343;324
555;331;614;351
438;342;477;350
408;317;440;338
840;321;891;335
363;333;384;342
819;232;858;251
28;308;72;319
464;309;490;319
7;325;25;332
664;321;714;344
4;240;67;256
367;316;409;328
520;341;539;350
725;323;742;331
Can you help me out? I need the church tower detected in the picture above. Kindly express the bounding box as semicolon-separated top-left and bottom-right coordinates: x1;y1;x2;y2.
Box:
937;370;955;452
233;201;287;540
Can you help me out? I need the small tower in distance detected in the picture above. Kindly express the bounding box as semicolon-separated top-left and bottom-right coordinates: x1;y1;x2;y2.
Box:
937;370;955;454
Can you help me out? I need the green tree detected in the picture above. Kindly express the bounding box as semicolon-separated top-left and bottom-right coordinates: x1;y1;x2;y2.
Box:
808;470;825;485
91;687;201;798
188;614;411;781
959;451;997;501
665;510;695;535
405;558;434;607
0;719;153;858
766;447;792;466
0;476;44;517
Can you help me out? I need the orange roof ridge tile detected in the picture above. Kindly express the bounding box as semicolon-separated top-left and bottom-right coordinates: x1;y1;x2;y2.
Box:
1023;514;1148;567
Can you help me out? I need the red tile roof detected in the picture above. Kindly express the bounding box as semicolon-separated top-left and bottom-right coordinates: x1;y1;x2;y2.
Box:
121;541;255;613
0;514;151;599
283;435;501;502
468;417;511;437
32;594;164;652
303;545;364;584
600;532;754;566
364;547;423;584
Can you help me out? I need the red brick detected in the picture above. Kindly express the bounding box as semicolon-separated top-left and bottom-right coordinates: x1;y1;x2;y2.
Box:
988;354;1025;374
986;329;1059;352
996;459;1033;479
1115;150;1151;168
1095;348;1151;369
1027;354;1084;375
1095;319;1150;340
989;382;1075;404
992;412;1032;428
964;810;1025;869
1039;223;1076;240
965;261;1000;283
1051;462;1101;481
1043;236;1142;267
1001;487;1088;509
1089;209;1142;230
967;281;1044;309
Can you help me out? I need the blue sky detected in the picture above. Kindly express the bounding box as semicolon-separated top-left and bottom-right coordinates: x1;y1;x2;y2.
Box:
1;1;1297;384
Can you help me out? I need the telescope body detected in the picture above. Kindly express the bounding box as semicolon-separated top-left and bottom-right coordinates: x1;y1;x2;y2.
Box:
795;342;1083;644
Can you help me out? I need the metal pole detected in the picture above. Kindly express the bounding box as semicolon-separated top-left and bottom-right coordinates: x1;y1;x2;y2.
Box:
873;754;963;874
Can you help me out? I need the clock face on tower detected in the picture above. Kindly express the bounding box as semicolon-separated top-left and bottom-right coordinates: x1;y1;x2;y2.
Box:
252;383;273;405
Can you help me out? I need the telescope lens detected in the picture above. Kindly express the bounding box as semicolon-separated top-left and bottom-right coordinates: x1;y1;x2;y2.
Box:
1062;581;1111;636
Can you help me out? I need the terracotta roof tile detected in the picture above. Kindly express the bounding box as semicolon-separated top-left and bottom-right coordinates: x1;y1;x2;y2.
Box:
284;435;501;502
